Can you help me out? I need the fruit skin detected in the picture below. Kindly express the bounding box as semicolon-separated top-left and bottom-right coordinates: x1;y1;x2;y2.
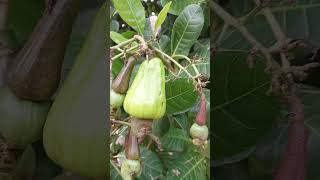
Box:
0;87;50;148
43;3;107;179
112;56;136;94
110;88;125;108
6;0;80;101
190;123;208;141
121;159;141;180
124;57;166;119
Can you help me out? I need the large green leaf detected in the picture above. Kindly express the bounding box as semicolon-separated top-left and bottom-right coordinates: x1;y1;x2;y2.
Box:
7;0;44;47
166;150;207;180
212;51;281;159
139;147;164;180
152;116;170;137
161;128;191;152
165;78;198;115
171;4;204;56
170;113;190;131
112;0;145;35
160;0;203;15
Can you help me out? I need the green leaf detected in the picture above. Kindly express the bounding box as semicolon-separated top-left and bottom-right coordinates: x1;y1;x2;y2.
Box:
165;78;198;115
161;128;191;152
214;160;251;180
110;160;122;180
143;17;153;40
160;0;203;15
170;113;190;131
139;147;164;180
110;20;119;32
155;1;172;32
152;116;170;137
112;58;123;77
7;0;44;47
171;4;204;56
212;51;281;159
189;38;210;77
166;150;207;180
110;31;128;44
121;31;136;39
247;127;287;179
112;0;145;35
11;145;36;179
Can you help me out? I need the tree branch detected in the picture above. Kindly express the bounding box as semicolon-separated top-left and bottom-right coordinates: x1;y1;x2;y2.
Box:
209;0;279;70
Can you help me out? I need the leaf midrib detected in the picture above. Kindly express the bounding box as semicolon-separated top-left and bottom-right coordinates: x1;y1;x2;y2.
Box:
213;81;270;110
181;156;206;179
172;7;198;56
125;0;143;35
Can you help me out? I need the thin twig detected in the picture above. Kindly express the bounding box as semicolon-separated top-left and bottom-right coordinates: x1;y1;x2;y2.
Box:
111;119;132;127
253;0;291;68
152;47;197;82
209;0;279;70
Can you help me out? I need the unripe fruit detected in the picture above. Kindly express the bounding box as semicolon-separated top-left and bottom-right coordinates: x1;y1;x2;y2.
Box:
110;88;125;108
121;159;141;180
190;123;208;141
124;57;166;119
112;56;136;94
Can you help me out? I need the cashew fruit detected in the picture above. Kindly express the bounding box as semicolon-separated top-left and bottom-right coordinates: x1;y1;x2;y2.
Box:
110;88;125;108
43;3;107;179
112;56;136;94
0;87;50;148
190;123;208;141
123;57;166;119
121;159;141;180
7;0;80;101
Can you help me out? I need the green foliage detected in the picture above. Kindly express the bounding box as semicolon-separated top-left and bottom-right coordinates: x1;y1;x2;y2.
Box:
111;1;210;179
160;0;204;15
171;4;204;56
112;0;146;35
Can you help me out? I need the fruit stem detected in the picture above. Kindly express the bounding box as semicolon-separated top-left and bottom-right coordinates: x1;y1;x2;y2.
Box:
111;119;131;127
152;46;197;82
